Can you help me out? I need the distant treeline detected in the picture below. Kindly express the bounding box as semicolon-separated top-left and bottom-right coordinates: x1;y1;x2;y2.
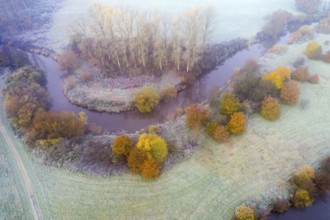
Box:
69;4;217;76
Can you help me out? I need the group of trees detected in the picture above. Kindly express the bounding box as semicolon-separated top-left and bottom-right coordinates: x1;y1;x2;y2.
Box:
112;132;168;179
3;67;87;147
0;0;37;33
69;4;216;76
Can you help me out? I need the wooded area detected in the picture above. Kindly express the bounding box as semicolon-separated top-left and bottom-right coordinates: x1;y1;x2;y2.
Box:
69;4;217;76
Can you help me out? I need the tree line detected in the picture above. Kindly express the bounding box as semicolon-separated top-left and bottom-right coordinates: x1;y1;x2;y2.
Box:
69;4;217;76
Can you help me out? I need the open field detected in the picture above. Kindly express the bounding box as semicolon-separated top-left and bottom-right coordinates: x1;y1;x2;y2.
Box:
1;33;330;219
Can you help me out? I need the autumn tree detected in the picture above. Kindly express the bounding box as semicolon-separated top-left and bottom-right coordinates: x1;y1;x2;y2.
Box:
227;112;246;135
220;93;240;115
136;133;168;164
112;135;134;157
262;66;291;89
280;80;300;105
234;204;255;220
213;125;229;142
127;148;148;173
305;41;322;60
262;10;292;39
185;104;209;128
141;158;160;179
260;96;281;121
134;86;160;113
292;66;309;82
292;189;313;208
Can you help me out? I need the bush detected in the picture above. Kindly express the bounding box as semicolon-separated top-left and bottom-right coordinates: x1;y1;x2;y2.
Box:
112;135;134;157
280;80;300;105
262;66;291;89
234;204;255;220
127;148;148;173
134;86;160;113
213;125;229;142
227;112;246;135
79;71;92;82
292;67;309;82
317;16;330;34
58;50;78;73
272;198;290;213
268;44;287;54
292;189;313;208
315;172;330;192
160;86;177;101
305;41;322;60
220;93;240;115
185;104;209;128
308;74;319;84
260;96;281;121
136;133;168;164
141;158;160;179
322;50;330;63
206;120;218;136
292;165;315;187
295;0;322;14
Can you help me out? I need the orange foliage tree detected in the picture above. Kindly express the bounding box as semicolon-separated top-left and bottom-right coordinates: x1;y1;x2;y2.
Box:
260;96;281;121
112;135;134;157
185;104;209;128
213;125;229;142
262;66;291;89
127;148;148;173
141;158;160;179
220;93;240;115
227;112;246;135
280;80;300;105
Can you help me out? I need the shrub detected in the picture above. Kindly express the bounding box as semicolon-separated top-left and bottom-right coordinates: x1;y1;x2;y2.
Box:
112;135;134;157
260;96;281;121
220;93;240;115
292;67;309;82
134;86;160;113
227;112;246;135
292;189;313;208
288;25;315;44
322;50;330;63
206;120;218;136
295;0;322;14
79;71;92;82
317;16;330;34
315;172;330;192
185;104;209;128
141;158;160;179
58;50;78;73
308;74;319;84
280;80;300;105
272;198;290;213
136;133;168;164
305;41;322;60
213;125;229;142
292;165;315;187
148;124;160;134
64;76;77;90
262;66;291;89
268;44;287;54
127;148;148;173
160;86;177;101
234;204;255;220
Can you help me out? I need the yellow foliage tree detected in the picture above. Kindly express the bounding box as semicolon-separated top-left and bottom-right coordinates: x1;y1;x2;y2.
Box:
220;93;240;115
305;41;322;59
127;148;148;173
262;66;291;89
227;112;246;135
260;96;281;121
112;135;134;157
292;189;313;208
234;204;255;220
293;164;315;187
134;86;160;113
136;133;168;164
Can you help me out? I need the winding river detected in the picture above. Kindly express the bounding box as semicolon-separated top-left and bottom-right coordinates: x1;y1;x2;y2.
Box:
28;44;264;132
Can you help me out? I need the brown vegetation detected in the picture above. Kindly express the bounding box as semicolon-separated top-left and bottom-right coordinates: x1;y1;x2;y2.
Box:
295;0;322;14
308;74;319;84
160;86;177;101
262;10;292;39
287;25;315;44
260;96;281;121
185;104;209;128
58;50;78;73
112;135;134;157
292;67;309;82
213;125;229;142
280;80;300;105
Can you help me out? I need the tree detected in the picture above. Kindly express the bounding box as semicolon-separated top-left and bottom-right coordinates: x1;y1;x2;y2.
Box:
185;104;209;128
112;135;134;157
136;133;168;164
220;93;240;115
280;80;300;105
227;112;246;135
213;125;229;142
262;66;291;89
260;96;281;121
141;158;160;179
292;165;315;187
262;10;292;39
134;86;160;113
292;189;313;208
234;204;255;220
295;0;322;14
57;50;78;73
127;147;148;173
305;41;322;60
